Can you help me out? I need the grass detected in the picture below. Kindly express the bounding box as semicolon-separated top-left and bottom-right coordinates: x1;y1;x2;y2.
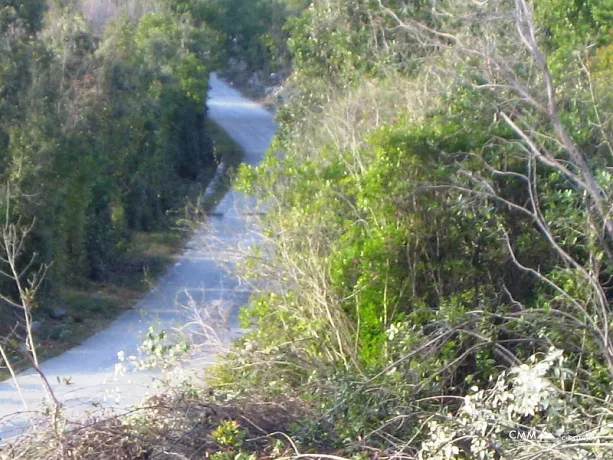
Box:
0;118;244;378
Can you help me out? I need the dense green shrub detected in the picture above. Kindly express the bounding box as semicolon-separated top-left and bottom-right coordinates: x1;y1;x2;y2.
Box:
0;1;221;311
217;0;613;456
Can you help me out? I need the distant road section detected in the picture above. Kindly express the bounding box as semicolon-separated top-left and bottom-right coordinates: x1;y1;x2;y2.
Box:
0;73;277;441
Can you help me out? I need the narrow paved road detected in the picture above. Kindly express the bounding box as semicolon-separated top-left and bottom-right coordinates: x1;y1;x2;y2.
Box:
0;73;276;441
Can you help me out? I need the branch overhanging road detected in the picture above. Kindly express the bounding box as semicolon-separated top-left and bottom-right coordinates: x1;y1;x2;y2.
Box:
0;73;277;441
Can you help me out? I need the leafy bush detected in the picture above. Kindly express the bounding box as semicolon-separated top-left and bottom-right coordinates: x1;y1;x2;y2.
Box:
0;0;222;334
216;0;613;457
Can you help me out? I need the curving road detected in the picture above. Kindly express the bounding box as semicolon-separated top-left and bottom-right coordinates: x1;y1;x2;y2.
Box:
0;73;276;441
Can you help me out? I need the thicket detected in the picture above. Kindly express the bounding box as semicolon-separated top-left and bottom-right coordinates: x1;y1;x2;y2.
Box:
213;0;613;457
195;0;308;91
0;0;222;339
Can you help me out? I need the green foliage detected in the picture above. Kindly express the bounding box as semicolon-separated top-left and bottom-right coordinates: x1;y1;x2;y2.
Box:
0;0;46;34
286;3;369;84
217;0;613;456
207;0;290;73
535;0;613;59
211;420;248;448
0;1;224;325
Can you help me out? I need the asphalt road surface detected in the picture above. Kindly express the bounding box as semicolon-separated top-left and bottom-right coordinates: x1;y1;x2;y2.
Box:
0;73;276;441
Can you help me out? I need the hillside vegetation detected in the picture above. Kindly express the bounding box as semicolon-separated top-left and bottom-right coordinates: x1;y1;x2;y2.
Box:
4;0;613;459
0;0;227;370
220;0;613;458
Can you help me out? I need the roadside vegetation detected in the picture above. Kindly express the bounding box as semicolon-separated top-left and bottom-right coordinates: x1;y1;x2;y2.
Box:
0;0;243;375
222;0;613;458
0;119;242;378
4;0;613;459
